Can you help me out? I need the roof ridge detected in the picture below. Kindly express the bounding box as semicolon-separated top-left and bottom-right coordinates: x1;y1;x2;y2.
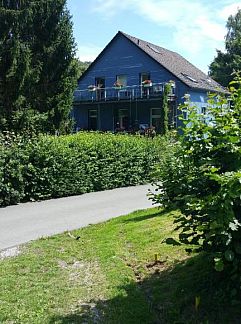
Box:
121;31;211;78
120;31;179;55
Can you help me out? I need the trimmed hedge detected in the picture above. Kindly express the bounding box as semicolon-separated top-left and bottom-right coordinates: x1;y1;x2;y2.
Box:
0;132;166;206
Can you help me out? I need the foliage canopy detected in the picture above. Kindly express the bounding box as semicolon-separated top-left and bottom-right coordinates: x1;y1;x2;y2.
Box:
209;9;241;87
76;60;91;79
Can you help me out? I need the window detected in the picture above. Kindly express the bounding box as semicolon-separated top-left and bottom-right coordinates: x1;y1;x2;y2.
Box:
201;106;206;115
170;81;176;95
95;77;105;88
95;77;105;100
118;109;129;129
201;106;208;124
116;75;127;87
115;108;129;130
152;108;162;115
140;72;152;97
140;72;150;84
181;73;198;83
88;109;98;130
150;108;161;133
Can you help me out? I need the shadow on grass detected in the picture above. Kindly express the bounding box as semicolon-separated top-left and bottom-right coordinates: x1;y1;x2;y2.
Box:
123;207;176;224
49;254;241;324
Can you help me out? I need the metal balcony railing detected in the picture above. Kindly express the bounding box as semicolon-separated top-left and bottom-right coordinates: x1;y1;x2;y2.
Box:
74;82;175;102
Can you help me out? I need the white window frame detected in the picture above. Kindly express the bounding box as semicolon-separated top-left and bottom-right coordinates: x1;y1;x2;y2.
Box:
150;108;161;129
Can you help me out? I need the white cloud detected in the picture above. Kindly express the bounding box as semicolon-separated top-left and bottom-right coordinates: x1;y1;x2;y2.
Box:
219;3;241;19
90;0;241;72
196;16;226;42
133;0;227;55
76;44;102;62
92;0;234;55
92;0;131;17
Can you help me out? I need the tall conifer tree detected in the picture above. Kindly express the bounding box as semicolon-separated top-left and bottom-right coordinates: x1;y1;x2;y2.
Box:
0;0;32;130
0;0;78;133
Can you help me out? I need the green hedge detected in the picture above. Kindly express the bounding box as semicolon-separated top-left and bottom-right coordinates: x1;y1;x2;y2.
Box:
0;132;166;206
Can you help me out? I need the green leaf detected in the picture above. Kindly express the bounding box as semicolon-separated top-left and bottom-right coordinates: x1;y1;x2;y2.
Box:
224;250;235;262
214;258;224;272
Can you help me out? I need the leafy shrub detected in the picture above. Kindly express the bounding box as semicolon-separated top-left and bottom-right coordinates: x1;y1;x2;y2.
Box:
150;82;241;294
0;132;168;206
0;132;29;206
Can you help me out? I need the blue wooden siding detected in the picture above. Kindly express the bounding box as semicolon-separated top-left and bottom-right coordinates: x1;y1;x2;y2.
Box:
188;90;208;110
77;34;181;91
99;105;114;130
74;33;211;132
73;99;165;131
72;105;89;130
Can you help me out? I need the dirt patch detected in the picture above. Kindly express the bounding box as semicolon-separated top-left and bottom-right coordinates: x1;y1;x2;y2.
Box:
57;259;102;286
145;260;166;274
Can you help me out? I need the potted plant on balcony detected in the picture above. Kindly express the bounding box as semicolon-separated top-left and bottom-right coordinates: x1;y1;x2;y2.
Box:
142;79;152;87
88;84;97;91
113;81;123;90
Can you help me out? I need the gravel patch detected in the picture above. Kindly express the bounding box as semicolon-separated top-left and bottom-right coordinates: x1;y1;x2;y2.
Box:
0;246;21;260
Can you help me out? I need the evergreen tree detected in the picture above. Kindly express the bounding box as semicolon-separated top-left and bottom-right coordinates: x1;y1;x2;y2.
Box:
0;0;33;130
209;9;241;87
0;0;78;133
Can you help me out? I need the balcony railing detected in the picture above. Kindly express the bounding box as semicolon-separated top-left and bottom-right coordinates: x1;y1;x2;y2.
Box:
74;82;175;102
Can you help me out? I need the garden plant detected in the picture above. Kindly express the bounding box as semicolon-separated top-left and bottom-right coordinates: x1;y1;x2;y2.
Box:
151;79;241;297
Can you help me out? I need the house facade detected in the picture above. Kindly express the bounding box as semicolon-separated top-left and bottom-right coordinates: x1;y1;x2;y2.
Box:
73;31;225;133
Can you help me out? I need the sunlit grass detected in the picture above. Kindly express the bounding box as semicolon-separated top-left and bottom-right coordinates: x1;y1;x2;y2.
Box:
0;207;240;323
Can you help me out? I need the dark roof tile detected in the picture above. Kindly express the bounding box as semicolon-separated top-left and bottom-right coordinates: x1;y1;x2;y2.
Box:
120;31;227;93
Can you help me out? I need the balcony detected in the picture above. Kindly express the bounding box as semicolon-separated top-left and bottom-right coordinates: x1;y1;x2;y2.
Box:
74;82;175;103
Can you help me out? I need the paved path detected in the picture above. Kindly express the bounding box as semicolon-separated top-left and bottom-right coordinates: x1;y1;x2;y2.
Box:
0;184;155;250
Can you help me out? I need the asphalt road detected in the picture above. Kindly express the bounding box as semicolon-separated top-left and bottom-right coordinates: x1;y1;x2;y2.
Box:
0;184;156;250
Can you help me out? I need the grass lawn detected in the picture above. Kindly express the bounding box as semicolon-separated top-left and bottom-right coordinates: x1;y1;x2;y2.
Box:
0;207;240;323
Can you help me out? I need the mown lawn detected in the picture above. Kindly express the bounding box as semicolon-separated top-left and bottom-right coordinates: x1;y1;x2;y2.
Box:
0;207;240;323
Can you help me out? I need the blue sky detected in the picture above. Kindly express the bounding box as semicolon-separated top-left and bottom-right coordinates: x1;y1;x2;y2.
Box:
66;0;241;73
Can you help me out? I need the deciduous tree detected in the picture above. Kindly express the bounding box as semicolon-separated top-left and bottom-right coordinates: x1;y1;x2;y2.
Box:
209;9;241;87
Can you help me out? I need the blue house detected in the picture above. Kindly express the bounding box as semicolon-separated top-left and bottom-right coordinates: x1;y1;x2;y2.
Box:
73;31;225;133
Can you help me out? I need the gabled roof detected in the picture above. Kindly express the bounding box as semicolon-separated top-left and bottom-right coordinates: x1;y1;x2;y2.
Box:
80;31;227;93
120;31;226;93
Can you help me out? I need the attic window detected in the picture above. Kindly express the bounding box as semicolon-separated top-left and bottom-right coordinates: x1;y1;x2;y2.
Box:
147;44;161;54
200;79;212;83
181;73;198;83
201;78;213;85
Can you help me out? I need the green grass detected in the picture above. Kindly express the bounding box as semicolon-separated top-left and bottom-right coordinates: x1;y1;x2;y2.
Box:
0;207;240;323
